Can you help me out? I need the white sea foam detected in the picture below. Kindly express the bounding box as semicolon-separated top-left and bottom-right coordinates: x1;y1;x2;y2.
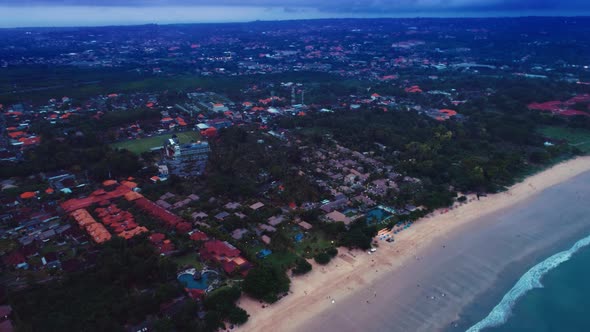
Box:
467;233;590;332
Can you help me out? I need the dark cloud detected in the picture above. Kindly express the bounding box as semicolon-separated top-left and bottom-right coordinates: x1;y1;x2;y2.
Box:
2;0;588;28
317;0;590;13
2;0;590;14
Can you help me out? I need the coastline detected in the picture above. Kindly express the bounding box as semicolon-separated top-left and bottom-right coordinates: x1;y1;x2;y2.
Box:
236;156;590;332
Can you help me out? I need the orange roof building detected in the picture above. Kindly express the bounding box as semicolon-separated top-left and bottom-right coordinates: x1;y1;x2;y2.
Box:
435;109;458;121
405;85;423;93
61;184;132;212
124;191;143;201
102;179;118;187
439;109;458;116
20;191;36;199
176;117;187;126
70;209;112;244
8;131;25;139
120;180;138;189
19;137;41;146
118;226;148;240
201;127;217;138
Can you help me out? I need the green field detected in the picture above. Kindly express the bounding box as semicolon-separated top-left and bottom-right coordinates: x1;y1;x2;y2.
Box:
265;251;298;270
294;230;333;258
111;131;201;154
539;126;590;153
171;253;204;270
0;66;351;105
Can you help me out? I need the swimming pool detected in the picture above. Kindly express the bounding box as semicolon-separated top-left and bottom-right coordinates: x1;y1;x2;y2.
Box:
178;271;214;290
366;208;391;224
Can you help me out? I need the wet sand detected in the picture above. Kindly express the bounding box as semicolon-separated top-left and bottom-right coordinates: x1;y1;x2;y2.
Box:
237;156;590;332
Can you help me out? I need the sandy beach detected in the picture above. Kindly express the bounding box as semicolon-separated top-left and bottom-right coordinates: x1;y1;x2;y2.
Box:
236;156;590;332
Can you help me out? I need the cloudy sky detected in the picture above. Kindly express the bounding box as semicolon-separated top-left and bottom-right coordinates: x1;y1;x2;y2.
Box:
1;0;588;28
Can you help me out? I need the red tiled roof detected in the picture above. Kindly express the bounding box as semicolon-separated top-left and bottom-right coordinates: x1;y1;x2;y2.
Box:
61;185;131;212
560;110;590;117
405;85;423;93
159;240;175;253
134;197;184;227
201;127;217;138
20;192;36;199
118;226;148;240
175;222;192;233
120;180;137;189
8;131;25;139
565;94;590;104
149;233;166;244
190;231;208;242
201;240;240;258
528;96;590;117
439;109;458;116
19;137;41;145
199;240;251;275
102;179;117;187
3;251;25;266
222;261;238;274
381;75;398;80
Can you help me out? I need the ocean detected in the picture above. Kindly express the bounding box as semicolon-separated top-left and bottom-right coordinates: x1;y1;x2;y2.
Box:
467;233;590;332
299;168;590;332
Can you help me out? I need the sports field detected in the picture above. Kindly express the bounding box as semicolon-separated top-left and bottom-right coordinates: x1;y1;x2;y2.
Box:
111;131;201;154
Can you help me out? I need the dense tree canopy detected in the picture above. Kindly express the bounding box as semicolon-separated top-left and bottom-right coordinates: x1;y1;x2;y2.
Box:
292;257;312;275
9;238;182;332
206;126;323;202
203;286;249;327
242;264;290;303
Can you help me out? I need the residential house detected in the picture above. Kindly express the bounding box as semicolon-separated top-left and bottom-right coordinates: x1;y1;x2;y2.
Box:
249;202;264;210
199;240;251;276
325;211;352;225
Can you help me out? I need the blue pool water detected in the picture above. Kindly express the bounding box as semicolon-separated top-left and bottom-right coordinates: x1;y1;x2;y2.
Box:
366;208;391;223
178;272;211;290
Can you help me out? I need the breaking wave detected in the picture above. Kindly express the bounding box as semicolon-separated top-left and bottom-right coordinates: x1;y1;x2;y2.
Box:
467;233;590;332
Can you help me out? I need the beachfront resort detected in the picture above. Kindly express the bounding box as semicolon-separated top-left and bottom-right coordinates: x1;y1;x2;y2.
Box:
2;15;590;332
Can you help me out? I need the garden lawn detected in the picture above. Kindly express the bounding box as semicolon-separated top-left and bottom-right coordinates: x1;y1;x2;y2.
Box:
111;131;201;154
171;253;204;270
539;126;590;153
265;251;298;271
294;230;334;259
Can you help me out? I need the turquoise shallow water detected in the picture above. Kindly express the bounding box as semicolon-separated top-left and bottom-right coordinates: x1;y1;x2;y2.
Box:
469;234;590;332
178;272;210;290
365;208;391;224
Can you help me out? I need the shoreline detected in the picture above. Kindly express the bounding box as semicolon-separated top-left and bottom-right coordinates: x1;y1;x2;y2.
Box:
236;156;590;332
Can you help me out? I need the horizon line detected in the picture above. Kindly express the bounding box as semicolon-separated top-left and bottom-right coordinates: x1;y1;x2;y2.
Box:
2;15;590;30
